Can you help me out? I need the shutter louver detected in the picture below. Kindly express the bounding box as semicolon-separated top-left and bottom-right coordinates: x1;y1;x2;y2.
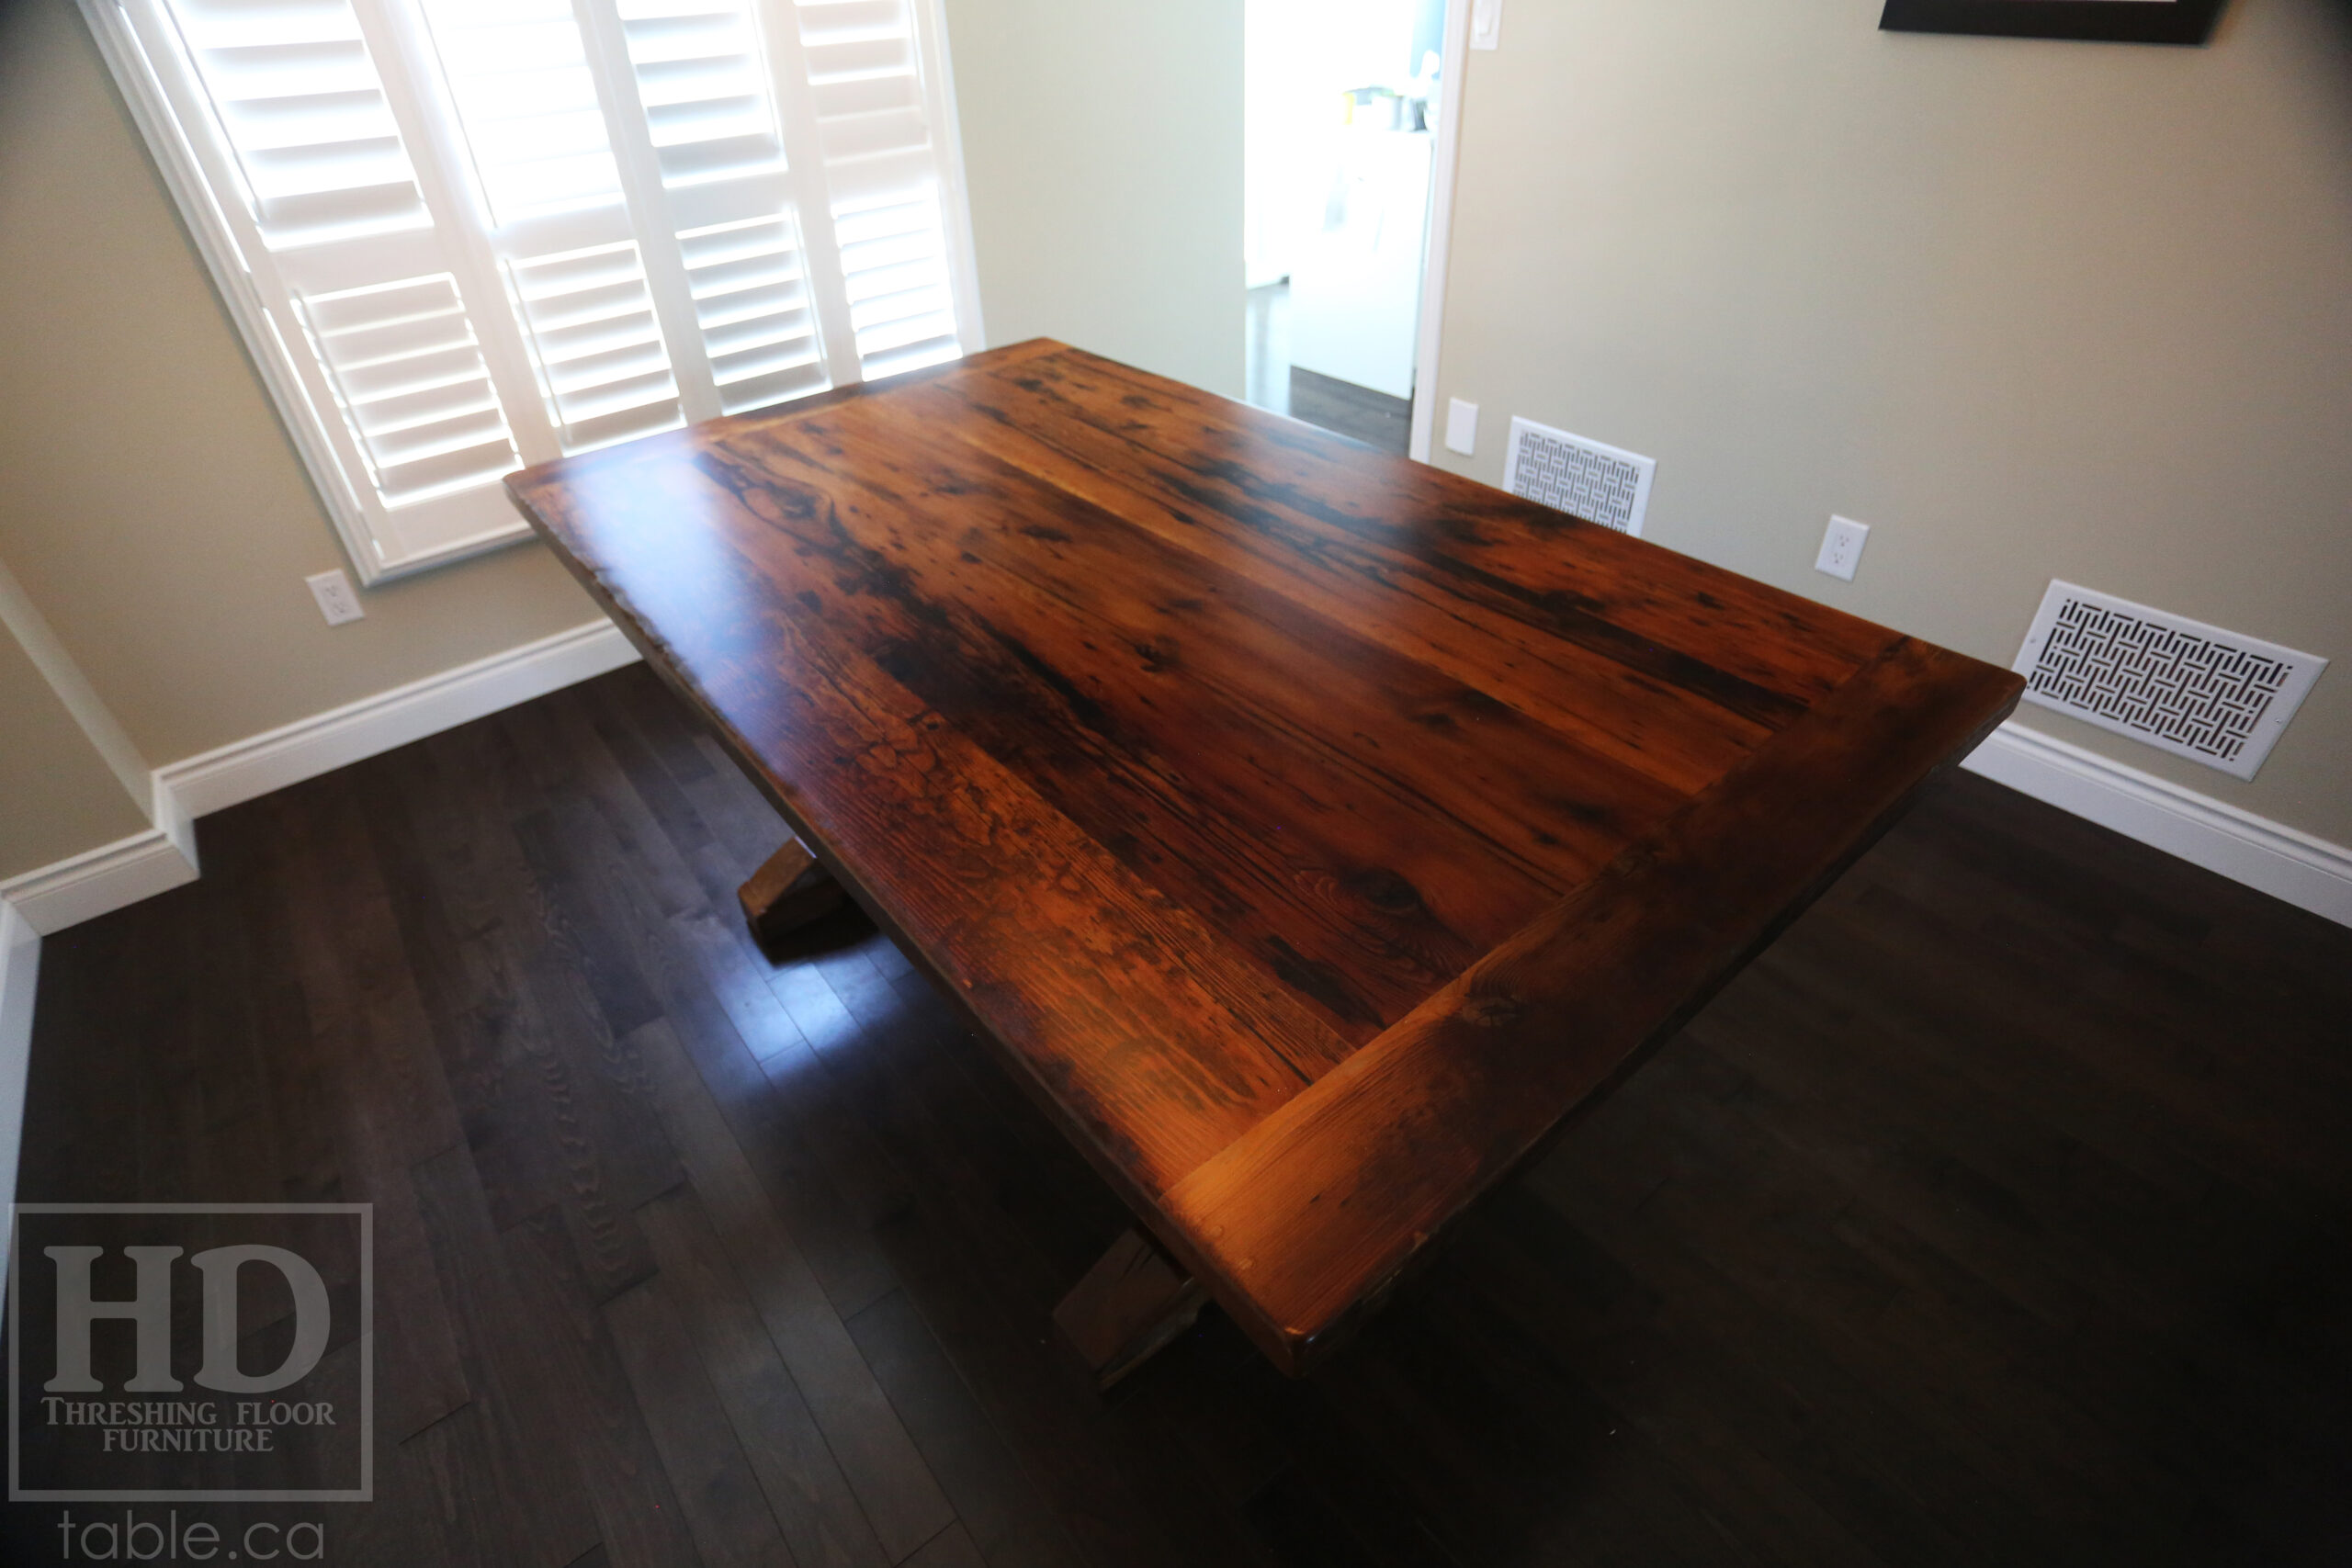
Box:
164;0;529;522
414;0;689;451
795;0;961;378
505;240;687;451
620;0;786;191
85;0;976;581
681;213;827;412
615;0;830;411
175;0;430;246
293;274;522;504
413;0;626;225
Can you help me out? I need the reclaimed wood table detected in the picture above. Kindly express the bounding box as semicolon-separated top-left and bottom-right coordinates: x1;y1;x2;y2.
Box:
508;340;2022;1382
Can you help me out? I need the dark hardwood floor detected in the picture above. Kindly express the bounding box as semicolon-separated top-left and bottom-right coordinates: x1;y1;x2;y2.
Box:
1288;367;1412;455
6;662;2348;1565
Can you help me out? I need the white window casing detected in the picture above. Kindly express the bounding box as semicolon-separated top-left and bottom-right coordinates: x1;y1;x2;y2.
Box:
77;0;985;584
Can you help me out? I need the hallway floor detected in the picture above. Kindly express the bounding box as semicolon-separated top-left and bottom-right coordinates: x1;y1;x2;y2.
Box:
1248;281;1412;456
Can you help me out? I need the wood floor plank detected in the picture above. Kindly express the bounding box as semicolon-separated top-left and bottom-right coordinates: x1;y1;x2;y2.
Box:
220;784;474;1443
1523;1089;2068;1568
504;1207;709;1568
410;1143;608;1568
901;1523;989;1568
603;1273;798;1568
869;1201;1203;1568
842;1288;1088;1568
408;1402;548;1568
327;1421;467;1568
277;773;467;1170
522;674;914;1319
630;1017;957;1563
752;1032;916;1325
636;1184;896;1568
1445;1185;1891;1568
627;886;910;1322
385;731;685;1314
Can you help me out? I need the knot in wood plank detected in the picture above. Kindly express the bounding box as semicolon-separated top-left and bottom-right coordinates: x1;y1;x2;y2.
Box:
1458;991;1526;1030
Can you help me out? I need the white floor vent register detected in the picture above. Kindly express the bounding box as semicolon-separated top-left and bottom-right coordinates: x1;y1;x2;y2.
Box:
2015;581;2328;782
1502;417;1657;537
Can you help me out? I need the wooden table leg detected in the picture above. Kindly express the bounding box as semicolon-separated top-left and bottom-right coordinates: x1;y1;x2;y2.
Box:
1052;1226;1207;1391
738;839;847;951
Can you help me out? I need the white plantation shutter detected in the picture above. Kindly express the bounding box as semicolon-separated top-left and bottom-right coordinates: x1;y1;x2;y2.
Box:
796;0;966;378
78;0;980;582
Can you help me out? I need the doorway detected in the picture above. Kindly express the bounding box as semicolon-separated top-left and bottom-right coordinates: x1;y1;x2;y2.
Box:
1244;0;1448;455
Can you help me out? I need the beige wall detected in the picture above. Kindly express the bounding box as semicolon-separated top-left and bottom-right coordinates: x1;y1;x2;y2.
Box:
0;624;149;883
941;0;1247;399
1430;0;2352;845
0;0;606;773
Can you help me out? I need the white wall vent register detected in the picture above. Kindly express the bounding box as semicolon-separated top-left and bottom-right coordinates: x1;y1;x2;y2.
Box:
2015;581;2327;782
1502;417;1656;538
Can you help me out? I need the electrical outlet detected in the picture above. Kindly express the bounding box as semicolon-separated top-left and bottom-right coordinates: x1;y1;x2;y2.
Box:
1815;516;1869;581
1470;0;1503;50
1444;398;1479;455
306;569;366;626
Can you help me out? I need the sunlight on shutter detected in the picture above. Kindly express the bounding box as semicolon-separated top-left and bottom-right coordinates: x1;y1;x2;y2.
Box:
415;0;692;450
414;0;625;224
616;0;829;412
292;274;521;504
504;241;689;452
795;0;960;379
164;0;524;510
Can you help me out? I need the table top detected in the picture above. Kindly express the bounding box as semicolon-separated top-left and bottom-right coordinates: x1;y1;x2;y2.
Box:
508;340;2022;1371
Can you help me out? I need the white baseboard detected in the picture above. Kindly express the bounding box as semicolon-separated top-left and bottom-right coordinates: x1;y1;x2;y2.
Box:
0;899;40;1310
0;624;640;1306
0;618;638;938
0;824;200;937
161;617;639;819
1962;721;2352;928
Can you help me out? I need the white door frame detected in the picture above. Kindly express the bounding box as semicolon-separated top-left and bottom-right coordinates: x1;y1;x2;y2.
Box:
1406;0;1473;464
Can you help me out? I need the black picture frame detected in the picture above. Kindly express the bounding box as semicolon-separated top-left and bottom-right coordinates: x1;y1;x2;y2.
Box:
1880;0;2227;44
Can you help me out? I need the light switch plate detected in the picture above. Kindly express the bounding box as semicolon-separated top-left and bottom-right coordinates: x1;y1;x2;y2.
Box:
1815;516;1869;581
1470;0;1503;50
307;569;366;626
1444;398;1479;456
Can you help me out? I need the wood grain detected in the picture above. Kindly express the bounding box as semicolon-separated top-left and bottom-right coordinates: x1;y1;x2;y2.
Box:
507;340;2022;1372
737;837;846;952
1160;638;2022;1368
1051;1227;1209;1391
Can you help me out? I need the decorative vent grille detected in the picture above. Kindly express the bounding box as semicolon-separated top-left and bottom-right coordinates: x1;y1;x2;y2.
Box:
2015;581;2327;782
1502;417;1656;537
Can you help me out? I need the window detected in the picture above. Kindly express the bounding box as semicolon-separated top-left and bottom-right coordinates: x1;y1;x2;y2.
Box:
79;0;981;581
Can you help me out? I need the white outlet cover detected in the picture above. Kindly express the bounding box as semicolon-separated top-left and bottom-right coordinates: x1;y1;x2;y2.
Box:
1815;515;1869;581
1443;398;1479;456
307;569;366;626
